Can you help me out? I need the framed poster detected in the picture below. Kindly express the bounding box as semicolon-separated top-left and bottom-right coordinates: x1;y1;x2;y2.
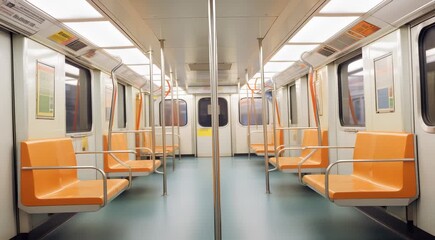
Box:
36;61;55;119
374;54;395;113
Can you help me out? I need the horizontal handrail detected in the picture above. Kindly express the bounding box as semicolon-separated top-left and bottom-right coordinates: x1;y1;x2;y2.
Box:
276;127;318;130
75;151;133;189
297;146;354;183
22;165;109;207
323;158;415;202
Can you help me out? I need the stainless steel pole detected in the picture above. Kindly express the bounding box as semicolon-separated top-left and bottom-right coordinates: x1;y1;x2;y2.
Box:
108;61;123;151
245;70;251;159
176;80;181;160
272;82;278;162
258;38;271;194
149;50;157;173
160;39;168;196
208;0;221;239
170;71;175;170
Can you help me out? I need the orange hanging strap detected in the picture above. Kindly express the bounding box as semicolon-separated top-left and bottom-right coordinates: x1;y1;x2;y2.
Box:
308;69;318;127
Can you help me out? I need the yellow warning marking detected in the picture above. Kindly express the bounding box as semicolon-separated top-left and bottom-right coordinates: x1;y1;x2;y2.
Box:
81;137;89;151
198;128;212;137
48;30;77;46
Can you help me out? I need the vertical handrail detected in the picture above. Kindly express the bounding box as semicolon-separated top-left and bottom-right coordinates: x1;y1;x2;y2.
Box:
176;80;181;160
108;61;123;151
272;82;279;168
160;40;168;196
258;38;270;194
170;71;176;170
245;70;251;159
148;50;157;173
208;0;222;238
301;53;322;146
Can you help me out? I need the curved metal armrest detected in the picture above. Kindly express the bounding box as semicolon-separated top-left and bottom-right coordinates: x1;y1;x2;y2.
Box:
75;151;133;189
304;146;354;150
277;147;306;157
76;150;136;155
297;149;319;183
323;158;415;202
22;166;109;208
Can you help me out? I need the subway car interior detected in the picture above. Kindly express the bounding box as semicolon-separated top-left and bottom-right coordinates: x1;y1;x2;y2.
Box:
1;0;435;239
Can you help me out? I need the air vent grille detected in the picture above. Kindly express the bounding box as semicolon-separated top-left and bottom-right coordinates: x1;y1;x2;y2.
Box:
328;20;380;51
317;46;337;57
65;39;87;51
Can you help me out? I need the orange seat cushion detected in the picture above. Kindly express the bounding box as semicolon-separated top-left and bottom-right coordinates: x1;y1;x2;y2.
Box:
108;159;162;172
303;131;417;200
269;157;326;170
21;138;128;206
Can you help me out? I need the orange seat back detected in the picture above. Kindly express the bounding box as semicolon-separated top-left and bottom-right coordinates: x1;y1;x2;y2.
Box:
21;138;78;205
353;132;415;192
103;133;130;171
300;129;328;167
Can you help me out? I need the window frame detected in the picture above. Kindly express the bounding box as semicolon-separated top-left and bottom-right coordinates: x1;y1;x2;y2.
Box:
65;59;93;134
337;53;366;127
238;96;269;126
198;97;229;127
419;22;435;126
117;83;127;129
159;99;188;127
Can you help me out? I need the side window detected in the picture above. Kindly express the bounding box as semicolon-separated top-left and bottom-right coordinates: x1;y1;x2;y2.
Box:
65;61;92;133
338;55;365;127
419;23;435;126
289;84;298;125
239;97;268;126
159;99;188;126
117;83;126;128
198;97;228;127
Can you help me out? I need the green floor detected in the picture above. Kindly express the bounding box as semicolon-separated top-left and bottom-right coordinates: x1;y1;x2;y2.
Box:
43;156;403;240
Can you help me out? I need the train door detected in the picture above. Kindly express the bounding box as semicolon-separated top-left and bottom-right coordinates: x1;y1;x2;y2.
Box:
411;17;435;236
0;29;16;239
196;95;232;157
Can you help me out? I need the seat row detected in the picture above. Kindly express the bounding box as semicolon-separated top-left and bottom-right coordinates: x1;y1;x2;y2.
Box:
264;129;418;206
19;132;169;213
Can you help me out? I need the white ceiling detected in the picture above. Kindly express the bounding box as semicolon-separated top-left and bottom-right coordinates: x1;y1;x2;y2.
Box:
91;0;322;87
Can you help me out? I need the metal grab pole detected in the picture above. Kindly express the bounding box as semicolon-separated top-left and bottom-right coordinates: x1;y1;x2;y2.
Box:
170;71;175;170
108;61;123;151
149;50;157;173
176;80;181;160
258;38;271;194
245;70;251;159
272;82;278;167
160;39;168;196
208;0;221;239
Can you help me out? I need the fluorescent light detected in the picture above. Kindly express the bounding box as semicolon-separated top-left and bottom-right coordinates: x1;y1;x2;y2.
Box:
253;72;276;79
65;21;133;47
320;0;383;14
271;44;319;61
26;0;103;19
289;17;358;43
104;48;149;64
264;62;294;73
128;65;149;76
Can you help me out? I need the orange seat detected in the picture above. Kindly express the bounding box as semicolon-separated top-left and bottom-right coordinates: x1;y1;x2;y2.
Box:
20;138;128;213
303;131;418;206
103;133;161;177
250;128;284;156
269;130;328;172
142;131;177;155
